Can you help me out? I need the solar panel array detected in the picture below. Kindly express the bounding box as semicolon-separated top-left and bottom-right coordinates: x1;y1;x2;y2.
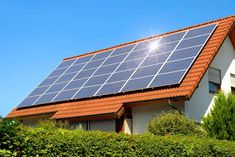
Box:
17;23;217;108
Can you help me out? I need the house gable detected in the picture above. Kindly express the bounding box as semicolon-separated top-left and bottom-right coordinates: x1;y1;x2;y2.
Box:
185;36;235;121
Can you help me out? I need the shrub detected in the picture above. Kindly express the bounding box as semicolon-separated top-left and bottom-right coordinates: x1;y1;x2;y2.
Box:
1;119;235;156
147;110;205;136
22;129;235;156
203;92;235;140
0;118;27;156
36;119;69;130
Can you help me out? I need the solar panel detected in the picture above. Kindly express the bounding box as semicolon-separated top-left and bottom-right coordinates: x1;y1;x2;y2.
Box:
17;23;217;108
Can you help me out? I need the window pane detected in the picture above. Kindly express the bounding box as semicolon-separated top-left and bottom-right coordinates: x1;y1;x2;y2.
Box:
208;67;221;84
209;82;220;93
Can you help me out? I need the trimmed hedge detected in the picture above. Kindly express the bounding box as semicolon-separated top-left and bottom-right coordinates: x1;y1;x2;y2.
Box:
148;110;206;136
1;125;235;157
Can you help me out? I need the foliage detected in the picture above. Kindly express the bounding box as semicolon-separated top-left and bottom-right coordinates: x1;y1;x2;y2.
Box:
36;119;69;130
203;92;235;140
0;119;235;156
0;117;27;156
147;110;205;136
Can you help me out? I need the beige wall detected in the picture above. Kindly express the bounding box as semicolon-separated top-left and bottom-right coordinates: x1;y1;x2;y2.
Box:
123;118;132;134
132;103;184;134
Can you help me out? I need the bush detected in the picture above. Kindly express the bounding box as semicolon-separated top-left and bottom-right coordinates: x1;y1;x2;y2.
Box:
1;119;235;156
0;117;27;156
36;119;69;130
20;129;235;156
147;110;205;136
203;92;235;140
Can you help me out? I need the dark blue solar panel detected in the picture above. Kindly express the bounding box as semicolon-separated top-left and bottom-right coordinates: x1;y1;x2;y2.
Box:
45;82;68;93
159;58;194;74
103;53;128;65
94;63;119;76
184;24;216;39
176;34;209;50
39;77;59;87
48;67;68;77
55;73;77;83
158;41;179;52
107;70;135;83
34;93;58;105
65;63;85;74
73;85;101;99
29;86;50;97
75;68;96;80
92;50;112;61
64;78;88;90
111;44;136;56
73;55;93;65
149;70;186;87
18;96;40;108
83;59;105;70
53;89;78;102
131;64;162;79
168;46;201;61
121;76;154;92
159;32;186;44
116;58;144;72
84;74;110;87
96;81;126;96
17;23;217;108
141;53;170;67
125;49;149;61
57;59;76;69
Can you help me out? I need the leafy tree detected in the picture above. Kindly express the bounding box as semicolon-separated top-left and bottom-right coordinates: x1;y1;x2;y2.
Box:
203;92;235;140
147;110;205;136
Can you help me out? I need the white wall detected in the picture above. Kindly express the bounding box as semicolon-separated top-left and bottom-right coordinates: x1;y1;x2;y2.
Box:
185;37;235;121
132;103;184;134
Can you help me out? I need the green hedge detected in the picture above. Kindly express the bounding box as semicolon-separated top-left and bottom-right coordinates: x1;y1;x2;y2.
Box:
1;125;235;157
148;110;206;136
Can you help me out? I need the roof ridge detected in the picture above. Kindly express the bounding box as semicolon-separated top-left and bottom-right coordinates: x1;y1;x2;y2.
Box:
64;15;235;61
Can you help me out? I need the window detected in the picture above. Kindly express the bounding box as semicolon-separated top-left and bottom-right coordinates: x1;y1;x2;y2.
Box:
231;74;235;94
70;121;88;130
208;67;221;93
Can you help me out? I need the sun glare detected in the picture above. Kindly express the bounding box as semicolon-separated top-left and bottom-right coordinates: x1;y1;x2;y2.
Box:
149;41;159;51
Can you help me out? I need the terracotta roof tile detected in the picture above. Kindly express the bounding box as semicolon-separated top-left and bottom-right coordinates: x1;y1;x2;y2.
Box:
7;15;235;120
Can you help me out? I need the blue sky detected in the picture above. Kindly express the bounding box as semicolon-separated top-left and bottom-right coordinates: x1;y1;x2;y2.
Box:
1;1;235;117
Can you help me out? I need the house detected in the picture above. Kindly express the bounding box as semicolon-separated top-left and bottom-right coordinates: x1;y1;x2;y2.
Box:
7;15;235;134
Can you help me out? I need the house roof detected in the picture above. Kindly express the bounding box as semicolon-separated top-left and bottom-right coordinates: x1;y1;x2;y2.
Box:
7;15;235;120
